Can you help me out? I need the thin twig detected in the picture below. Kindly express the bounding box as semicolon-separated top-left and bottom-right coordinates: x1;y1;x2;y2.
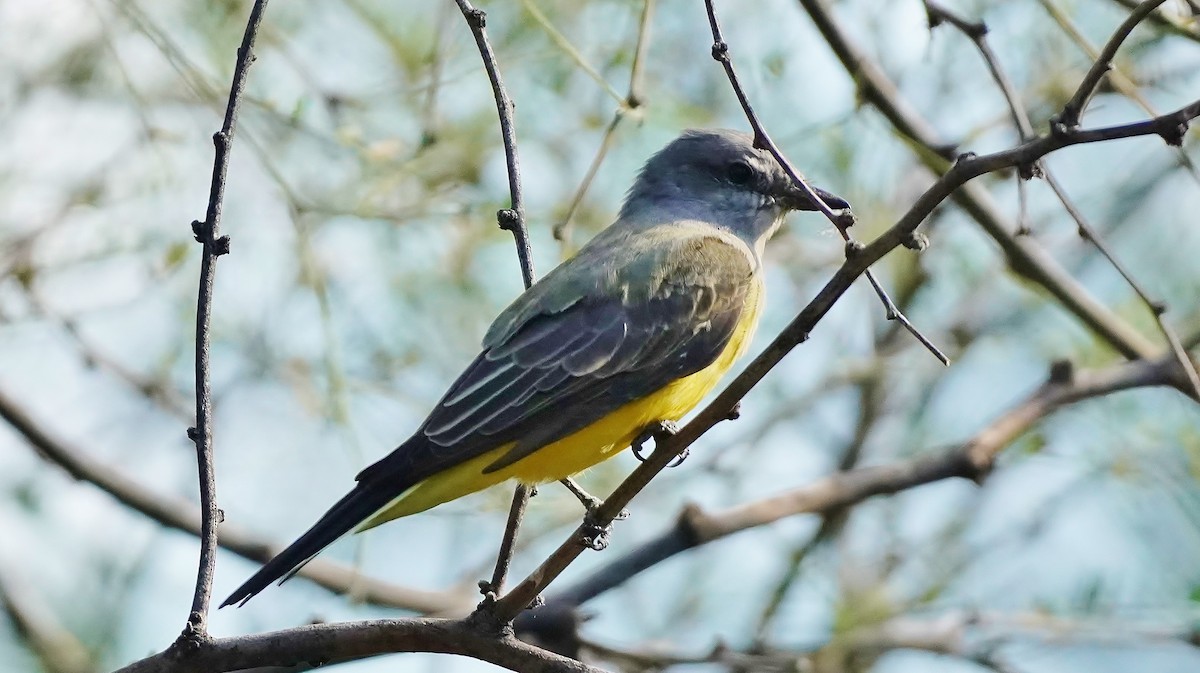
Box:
1044;172;1200;398
552;0;654;250
452;0;538;603
1057;0;1171;127
484;483;533;597
177;0;269;648
704;0;950;365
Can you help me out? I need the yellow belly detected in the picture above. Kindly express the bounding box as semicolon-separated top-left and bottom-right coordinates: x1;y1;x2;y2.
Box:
358;279;764;529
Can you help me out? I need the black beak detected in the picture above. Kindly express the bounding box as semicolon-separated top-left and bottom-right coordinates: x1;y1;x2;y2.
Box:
780;183;850;212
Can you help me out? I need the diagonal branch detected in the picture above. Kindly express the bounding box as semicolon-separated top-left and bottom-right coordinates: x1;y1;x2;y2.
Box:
1058;0;1171;128
703;0;949;365
923;0;1200;399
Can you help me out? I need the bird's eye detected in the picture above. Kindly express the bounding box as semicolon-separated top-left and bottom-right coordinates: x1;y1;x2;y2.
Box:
726;161;754;186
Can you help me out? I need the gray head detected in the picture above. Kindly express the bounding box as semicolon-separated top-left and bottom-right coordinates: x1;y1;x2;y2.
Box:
620;129;848;253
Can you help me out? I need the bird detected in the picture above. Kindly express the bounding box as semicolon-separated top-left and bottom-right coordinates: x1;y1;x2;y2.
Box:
221;129;848;607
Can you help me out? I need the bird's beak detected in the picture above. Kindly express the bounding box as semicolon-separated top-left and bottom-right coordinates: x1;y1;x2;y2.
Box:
778;182;850;212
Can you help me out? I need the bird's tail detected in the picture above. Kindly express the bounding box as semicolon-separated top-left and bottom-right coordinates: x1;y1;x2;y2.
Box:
219;479;405;608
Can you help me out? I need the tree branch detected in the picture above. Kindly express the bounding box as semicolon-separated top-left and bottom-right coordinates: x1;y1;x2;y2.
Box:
178;0;269;646
1058;0;1171;128
451;0;538;603
114;618;603;673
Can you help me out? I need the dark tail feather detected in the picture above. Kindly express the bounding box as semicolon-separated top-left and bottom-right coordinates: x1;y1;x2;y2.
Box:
220;482;401;608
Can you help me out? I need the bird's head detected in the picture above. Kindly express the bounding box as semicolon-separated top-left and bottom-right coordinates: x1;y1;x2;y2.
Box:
621;129;849;254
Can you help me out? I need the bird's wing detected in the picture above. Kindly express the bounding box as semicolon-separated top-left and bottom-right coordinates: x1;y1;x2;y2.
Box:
357;226;757;483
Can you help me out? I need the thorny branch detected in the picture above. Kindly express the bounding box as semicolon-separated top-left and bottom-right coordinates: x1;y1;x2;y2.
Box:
176;0;269;649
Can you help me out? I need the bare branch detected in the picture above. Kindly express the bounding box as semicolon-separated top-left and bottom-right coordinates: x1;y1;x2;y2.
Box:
1058;0;1171;128
114;618;604;673
452;0;538;603
553;0;654;249
520;349;1191;635
178;0;269;646
924;0;1200;397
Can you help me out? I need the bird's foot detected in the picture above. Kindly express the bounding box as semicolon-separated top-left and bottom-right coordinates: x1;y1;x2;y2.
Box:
578;511;614;551
631;420;681;463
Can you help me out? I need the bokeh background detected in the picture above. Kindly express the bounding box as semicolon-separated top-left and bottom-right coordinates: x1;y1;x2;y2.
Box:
2;0;1200;671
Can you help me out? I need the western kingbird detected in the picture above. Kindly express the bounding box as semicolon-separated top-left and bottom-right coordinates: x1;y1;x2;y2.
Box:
222;129;847;607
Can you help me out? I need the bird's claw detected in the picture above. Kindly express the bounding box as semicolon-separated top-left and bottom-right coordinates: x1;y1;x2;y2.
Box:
667;447;690;468
579;512;613;551
631;420;680;462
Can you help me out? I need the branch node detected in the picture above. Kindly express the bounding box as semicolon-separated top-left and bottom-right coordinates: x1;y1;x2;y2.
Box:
168;612;211;656
496;208;521;232
1017;160;1043;181
710;40;729;62
951;151;977;167
902;231;929;252
1158;118;1189;147
725;401;742;421
833;210;857;231
186;426;199;442
1048;359;1075;385
191;220;206;243
212;235;231;257
466;7;486;29
844;240;866;258
1149;300;1167;316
